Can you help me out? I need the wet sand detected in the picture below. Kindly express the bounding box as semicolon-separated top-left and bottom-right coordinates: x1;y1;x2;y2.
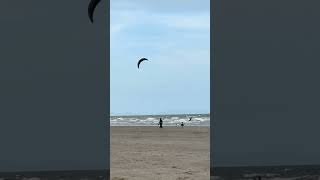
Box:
111;126;210;180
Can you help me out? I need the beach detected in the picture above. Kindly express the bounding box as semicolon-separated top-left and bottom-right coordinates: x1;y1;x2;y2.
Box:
111;126;210;180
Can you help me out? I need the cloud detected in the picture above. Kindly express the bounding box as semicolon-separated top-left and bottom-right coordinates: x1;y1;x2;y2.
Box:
111;10;209;35
110;23;125;34
110;6;210;61
156;13;210;30
111;0;210;13
111;0;210;37
110;7;210;66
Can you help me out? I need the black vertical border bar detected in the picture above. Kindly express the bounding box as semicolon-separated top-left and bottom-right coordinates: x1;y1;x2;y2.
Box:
106;0;111;178
210;0;217;177
210;0;213;176
210;0;222;177
0;0;110;177
210;0;214;176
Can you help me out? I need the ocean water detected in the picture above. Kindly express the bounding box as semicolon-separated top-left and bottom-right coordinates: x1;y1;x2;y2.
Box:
110;114;210;126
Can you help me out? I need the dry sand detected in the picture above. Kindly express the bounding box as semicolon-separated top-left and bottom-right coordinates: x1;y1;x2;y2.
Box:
111;126;210;180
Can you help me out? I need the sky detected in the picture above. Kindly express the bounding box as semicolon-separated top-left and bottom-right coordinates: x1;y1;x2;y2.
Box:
110;0;210;115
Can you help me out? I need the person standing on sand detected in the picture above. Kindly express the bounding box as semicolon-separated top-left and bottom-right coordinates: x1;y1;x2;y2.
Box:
181;122;184;127
158;118;163;128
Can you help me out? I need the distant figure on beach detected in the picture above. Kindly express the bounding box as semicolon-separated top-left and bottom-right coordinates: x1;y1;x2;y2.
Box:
181;122;184;127
158;118;163;128
189;117;192;121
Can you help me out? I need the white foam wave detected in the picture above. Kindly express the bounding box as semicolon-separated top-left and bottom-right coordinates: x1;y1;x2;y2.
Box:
110;115;210;126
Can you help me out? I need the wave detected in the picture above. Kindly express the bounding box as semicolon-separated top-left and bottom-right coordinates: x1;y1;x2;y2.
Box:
110;114;210;126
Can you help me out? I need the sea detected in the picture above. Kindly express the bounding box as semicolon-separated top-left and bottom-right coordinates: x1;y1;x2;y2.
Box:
110;114;210;126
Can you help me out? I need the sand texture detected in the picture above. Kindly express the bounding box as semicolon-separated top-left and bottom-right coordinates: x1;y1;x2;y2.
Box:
111;126;210;180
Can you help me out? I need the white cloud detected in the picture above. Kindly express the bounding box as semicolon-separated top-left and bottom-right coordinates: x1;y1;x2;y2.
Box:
110;0;210;69
110;23;125;34
156;13;210;30
110;8;210;36
111;0;210;13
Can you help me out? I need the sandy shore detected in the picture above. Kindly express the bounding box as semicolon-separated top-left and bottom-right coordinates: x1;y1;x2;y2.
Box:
111;126;210;180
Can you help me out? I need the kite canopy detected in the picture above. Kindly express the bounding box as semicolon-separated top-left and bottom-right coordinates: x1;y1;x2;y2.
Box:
88;0;102;23
137;58;148;69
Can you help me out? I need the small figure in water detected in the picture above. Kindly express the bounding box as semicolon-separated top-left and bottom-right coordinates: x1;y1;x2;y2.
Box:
181;122;184;127
159;118;163;128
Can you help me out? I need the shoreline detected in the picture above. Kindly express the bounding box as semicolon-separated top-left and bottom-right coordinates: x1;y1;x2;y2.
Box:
110;113;210;117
